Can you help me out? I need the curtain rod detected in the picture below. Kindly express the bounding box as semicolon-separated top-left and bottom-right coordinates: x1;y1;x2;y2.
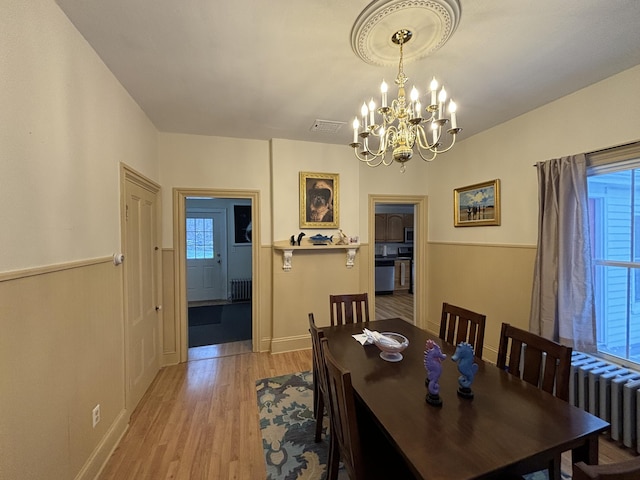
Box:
533;140;640;167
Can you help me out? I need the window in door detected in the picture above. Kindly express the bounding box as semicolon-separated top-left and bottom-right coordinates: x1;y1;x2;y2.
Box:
186;217;214;259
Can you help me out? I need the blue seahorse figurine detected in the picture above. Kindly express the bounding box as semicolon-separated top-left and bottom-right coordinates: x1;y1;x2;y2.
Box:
451;341;478;399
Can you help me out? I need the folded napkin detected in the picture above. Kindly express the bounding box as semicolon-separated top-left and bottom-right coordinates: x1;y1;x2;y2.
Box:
352;333;372;345
362;328;402;347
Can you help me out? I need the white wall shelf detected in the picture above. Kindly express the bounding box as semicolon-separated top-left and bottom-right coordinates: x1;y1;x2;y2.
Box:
273;241;360;271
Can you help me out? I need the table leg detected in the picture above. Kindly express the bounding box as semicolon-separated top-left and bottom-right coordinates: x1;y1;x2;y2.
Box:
550;454;561;480
572;433;600;466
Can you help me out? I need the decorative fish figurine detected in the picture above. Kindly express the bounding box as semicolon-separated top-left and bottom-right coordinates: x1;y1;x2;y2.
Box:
309;234;333;244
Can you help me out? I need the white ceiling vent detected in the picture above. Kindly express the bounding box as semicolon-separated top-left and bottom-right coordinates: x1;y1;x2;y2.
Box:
309;119;346;134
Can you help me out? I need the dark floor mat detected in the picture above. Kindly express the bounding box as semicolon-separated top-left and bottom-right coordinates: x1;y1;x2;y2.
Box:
188;303;251;347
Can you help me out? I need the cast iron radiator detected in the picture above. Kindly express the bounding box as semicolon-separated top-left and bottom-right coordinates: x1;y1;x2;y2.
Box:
570;351;640;452
230;278;252;302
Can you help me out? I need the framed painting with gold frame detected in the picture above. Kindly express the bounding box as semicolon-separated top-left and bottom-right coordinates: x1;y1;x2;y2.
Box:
299;171;339;228
454;179;501;227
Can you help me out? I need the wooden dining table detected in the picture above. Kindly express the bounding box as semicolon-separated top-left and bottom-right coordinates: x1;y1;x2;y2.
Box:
323;318;609;480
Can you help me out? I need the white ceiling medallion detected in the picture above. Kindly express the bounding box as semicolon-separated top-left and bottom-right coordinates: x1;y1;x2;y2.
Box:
351;0;462;66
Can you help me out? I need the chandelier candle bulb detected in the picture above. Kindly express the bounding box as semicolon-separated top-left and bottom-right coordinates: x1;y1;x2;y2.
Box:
438;86;447;118
449;99;457;129
353;117;359;143
361;102;368;129
430;77;439;106
368;99;376;126
410;86;419;119
381;80;388;108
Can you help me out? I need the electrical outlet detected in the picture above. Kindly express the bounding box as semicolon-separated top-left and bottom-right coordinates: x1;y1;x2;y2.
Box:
92;404;101;428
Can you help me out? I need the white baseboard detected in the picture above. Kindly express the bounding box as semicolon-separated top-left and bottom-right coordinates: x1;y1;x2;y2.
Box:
74;408;130;480
270;334;311;353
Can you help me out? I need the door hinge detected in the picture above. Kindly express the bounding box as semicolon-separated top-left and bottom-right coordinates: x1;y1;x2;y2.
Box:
125;204;129;221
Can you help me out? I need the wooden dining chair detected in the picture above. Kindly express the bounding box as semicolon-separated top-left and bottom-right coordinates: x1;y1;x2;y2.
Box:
496;323;573;480
496;322;573;401
320;337;415;480
308;315;340;480
573;456;640;480
321;336;363;480
308;313;329;442
329;293;370;326
439;302;486;358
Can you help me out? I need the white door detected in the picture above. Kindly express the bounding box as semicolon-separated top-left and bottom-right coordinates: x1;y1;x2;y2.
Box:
186;210;227;302
124;174;160;411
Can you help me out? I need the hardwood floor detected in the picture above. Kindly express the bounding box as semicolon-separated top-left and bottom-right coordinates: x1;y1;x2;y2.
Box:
98;349;313;480
188;340;252;361
98;340;637;479
375;291;414;322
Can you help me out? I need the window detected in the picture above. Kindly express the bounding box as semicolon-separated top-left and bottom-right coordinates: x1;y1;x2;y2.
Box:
186;217;214;259
587;143;640;365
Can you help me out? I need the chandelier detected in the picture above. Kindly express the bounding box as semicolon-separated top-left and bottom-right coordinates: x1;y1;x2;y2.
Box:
349;29;461;173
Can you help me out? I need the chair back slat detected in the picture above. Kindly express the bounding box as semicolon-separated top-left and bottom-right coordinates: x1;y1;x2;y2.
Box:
439;302;486;358
329;293;369;326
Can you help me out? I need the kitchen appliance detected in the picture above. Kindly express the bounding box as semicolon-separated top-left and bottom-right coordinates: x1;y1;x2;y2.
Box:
375;258;395;295
404;227;414;243
397;246;414;294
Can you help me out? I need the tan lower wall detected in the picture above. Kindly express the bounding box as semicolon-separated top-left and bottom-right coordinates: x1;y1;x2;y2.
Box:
0;259;127;480
259;245;273;351
162;249;179;365
271;245;368;353
427;242;537;364
161;241;531;361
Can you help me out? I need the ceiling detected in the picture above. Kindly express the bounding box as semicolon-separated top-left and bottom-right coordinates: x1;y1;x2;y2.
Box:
55;0;640;146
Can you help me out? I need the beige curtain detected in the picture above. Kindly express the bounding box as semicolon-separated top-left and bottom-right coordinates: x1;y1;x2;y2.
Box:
529;154;596;352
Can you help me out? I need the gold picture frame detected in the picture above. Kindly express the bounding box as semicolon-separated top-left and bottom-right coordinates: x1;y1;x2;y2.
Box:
454;179;501;227
299;171;339;228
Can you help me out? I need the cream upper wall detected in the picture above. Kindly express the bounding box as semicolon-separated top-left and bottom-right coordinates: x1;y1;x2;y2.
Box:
271;139;361;242
0;0;158;273
426;64;640;245
157;133;271;246
358;158;430;243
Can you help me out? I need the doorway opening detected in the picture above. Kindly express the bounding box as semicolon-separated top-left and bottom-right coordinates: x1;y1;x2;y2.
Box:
174;189;260;363
184;198;251;360
369;195;427;328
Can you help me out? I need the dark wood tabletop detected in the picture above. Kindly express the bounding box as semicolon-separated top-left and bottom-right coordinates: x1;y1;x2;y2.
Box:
323;318;609;480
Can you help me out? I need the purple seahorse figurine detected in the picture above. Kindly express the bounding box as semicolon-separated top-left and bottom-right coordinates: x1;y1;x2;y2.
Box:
424;339;446;406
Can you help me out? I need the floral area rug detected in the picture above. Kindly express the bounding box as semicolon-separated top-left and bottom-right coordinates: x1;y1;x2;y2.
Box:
256;371;347;480
256;371;566;480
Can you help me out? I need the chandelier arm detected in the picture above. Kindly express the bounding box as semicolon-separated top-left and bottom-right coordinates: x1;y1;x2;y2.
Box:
362;136;377;157
430;134;458;154
415;145;438;162
353;148;394;167
362;134;386;158
414;125;435;150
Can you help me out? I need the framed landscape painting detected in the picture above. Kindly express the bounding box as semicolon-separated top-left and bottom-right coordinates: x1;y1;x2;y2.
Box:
454;179;501;227
299;171;339;228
